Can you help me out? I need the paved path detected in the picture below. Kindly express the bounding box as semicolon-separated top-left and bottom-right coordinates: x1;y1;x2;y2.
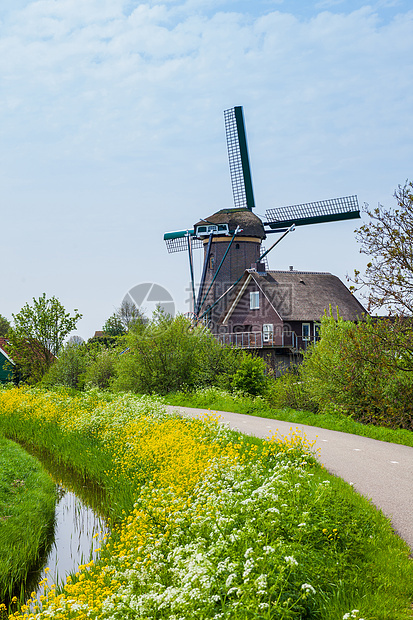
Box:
167;405;413;553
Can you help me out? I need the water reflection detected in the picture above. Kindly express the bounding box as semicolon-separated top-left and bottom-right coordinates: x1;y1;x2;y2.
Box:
37;486;107;591
14;442;110;600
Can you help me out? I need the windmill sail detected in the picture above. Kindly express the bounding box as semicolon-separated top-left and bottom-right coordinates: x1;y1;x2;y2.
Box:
224;106;255;211
265;195;360;231
164;230;203;253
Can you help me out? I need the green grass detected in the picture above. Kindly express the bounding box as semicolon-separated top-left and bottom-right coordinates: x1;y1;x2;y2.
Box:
164;386;413;447
0;434;56;604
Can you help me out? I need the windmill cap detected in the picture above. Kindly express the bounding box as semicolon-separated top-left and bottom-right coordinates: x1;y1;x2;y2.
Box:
194;208;266;240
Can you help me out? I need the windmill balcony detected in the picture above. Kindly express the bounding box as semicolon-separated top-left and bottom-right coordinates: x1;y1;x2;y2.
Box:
217;330;309;350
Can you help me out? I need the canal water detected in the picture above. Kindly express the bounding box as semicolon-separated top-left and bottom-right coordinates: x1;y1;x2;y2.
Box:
35;486;107;594
14;443;110;601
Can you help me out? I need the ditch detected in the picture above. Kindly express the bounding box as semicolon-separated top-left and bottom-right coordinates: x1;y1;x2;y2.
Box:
8;443;109;607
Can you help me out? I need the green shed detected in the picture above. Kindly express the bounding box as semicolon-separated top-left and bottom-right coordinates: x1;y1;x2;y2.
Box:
0;338;14;383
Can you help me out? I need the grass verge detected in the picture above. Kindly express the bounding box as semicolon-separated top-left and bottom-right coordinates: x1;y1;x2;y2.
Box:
0;434;56;605
0;385;412;619
164;387;413;447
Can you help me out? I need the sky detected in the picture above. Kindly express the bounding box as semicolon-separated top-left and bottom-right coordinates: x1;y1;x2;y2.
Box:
1;0;412;339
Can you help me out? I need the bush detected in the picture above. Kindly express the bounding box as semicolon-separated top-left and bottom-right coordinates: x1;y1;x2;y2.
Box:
42;342;88;389
84;349;117;389
113;312;241;395
231;353;267;396
300;313;413;430
266;367;315;412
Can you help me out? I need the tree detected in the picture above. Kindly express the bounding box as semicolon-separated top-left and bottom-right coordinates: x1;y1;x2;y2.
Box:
351;180;413;314
0;314;10;337
102;300;147;338
118;299;147;331
8;294;82;383
103;314;126;337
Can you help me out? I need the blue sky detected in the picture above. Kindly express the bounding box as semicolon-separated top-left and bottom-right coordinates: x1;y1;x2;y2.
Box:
1;0;412;338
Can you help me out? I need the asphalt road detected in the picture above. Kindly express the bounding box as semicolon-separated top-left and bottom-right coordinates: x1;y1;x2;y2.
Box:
167;405;413;553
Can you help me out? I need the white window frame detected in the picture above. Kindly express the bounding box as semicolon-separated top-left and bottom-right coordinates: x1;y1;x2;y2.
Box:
302;322;311;341
250;291;259;310
263;324;274;342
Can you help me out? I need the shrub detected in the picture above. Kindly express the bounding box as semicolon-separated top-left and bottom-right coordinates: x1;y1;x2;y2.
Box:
42;342;88;389
84;349;117;389
300;313;413;430
113;312;241;395
231;353;267;396
266;367;315;412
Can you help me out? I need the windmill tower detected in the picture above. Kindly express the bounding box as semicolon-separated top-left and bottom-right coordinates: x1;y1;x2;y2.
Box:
164;106;360;331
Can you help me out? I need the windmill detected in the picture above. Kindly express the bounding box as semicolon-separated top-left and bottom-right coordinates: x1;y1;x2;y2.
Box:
164;106;360;329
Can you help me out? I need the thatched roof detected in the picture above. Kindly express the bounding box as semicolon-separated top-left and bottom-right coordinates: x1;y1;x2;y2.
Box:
194;208;266;239
256;270;366;321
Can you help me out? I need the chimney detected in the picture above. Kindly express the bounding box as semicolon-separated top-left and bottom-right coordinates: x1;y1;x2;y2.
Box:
251;262;266;273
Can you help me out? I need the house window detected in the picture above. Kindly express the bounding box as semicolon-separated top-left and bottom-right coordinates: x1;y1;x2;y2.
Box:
250;291;259;309
302;323;311;341
314;322;321;341
263;324;274;342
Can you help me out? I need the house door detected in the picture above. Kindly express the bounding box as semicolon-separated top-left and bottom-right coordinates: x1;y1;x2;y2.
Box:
263;324;274;344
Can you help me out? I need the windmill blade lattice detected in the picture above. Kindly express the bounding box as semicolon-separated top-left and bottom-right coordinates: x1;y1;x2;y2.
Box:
164;231;203;253
265;195;360;230
224;106;255;211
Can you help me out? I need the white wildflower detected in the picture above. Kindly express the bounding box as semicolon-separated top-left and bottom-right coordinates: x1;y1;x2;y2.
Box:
343;611;362;620
225;573;237;589
243;558;254;580
284;555;298;566
301;583;316;595
263;545;275;554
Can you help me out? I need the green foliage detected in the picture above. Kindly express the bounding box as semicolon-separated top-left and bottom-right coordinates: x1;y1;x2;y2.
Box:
102;300;147;337
0;315;10;338
42;341;88;388
300;313;413;430
231;352;267;396
266;367;315;412
83;349;117;389
7;294;82;383
102;314;125;337
113;312;240;395
43;338;121;390
116;299;147;332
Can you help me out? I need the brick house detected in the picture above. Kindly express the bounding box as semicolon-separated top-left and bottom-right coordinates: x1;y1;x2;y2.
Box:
216;267;366;357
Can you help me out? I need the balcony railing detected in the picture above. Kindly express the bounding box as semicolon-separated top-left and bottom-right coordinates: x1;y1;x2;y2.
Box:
218;332;263;349
217;331;309;350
